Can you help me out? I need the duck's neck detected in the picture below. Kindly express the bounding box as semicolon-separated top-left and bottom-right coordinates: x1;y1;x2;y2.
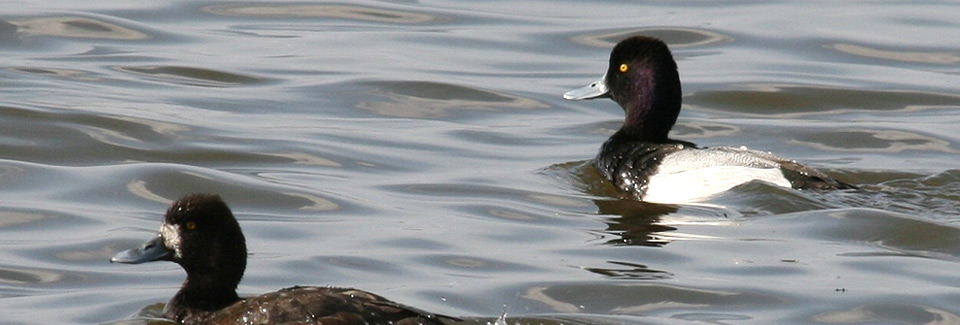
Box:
163;266;244;321
165;278;241;321
614;66;682;143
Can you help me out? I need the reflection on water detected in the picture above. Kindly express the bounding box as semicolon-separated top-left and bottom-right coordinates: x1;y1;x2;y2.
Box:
582;261;672;280
671;119;741;140
822;170;960;219
522;282;780;315
831;43;960;64
572;27;730;49
0;210;46;228
354;81;548;118
9;67;99;81
688;85;960;115
795;129;954;153
10;16;148;40
203;4;442;24
0;266;67;285
592;199;677;247
813;303;960;324
114;66;268;87
0;20;21;46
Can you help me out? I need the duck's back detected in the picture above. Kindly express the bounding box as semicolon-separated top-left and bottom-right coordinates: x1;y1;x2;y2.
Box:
188;286;452;325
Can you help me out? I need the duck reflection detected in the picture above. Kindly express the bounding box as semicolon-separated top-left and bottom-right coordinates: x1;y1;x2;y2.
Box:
582;260;672;280
546;160;685;279
593;199;677;247
548;160;681;247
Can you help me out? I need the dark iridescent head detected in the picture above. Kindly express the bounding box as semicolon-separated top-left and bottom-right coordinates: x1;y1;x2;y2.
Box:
564;36;682;141
111;194;247;307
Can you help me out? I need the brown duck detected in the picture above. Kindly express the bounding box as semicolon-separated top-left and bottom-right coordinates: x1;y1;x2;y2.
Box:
112;194;458;324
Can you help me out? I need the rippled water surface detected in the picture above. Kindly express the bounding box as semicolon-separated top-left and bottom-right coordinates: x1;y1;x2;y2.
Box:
2;1;959;324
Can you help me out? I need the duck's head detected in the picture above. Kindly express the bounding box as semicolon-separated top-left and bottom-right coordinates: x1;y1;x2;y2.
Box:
111;194;247;294
564;36;682;141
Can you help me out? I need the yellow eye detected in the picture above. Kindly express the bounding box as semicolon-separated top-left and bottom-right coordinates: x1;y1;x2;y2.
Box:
186;221;197;231
619;64;629;72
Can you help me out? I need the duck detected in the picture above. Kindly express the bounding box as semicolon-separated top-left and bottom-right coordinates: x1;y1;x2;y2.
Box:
563;36;853;203
111;193;458;325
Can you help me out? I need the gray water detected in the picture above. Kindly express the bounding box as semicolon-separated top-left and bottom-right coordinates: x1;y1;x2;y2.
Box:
1;1;959;324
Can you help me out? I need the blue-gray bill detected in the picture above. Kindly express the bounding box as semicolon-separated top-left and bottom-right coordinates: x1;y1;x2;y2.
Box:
110;235;172;264
562;73;610;100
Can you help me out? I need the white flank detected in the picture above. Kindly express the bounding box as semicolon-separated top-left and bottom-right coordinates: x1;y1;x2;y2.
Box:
643;166;791;204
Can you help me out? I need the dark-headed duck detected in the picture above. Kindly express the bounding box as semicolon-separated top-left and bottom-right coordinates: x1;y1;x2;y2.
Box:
564;36;854;203
111;194;457;324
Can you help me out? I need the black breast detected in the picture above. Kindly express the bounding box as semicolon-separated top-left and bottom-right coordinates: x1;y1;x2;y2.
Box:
596;137;690;200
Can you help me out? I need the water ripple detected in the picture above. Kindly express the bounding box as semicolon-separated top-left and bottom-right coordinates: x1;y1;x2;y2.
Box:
0;265;67;285
114;65;269;87
354;80;548;118
2;1;959;324
10;16;148;40
831;43;960;64
571;27;730;48
203;4;444;24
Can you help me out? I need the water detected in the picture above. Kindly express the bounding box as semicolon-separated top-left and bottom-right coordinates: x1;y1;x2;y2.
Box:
1;1;959;324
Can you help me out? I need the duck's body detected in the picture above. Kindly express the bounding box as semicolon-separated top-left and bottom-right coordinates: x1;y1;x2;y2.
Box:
111;194;455;325
565;36;852;203
597;138;848;203
176;286;445;325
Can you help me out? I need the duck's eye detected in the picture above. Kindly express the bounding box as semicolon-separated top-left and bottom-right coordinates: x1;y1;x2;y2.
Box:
619;64;629;72
185;221;197;231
